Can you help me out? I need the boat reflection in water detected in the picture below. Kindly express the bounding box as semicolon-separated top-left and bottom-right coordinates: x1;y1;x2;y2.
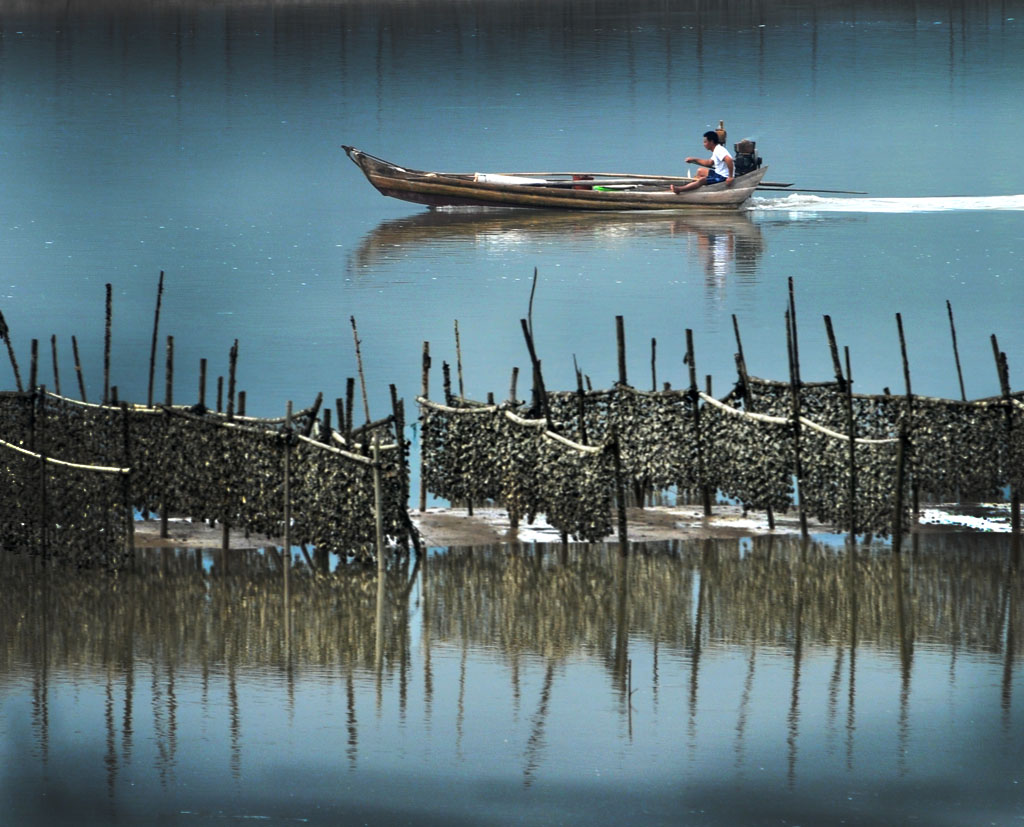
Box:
2;533;1021;824
348;207;765;280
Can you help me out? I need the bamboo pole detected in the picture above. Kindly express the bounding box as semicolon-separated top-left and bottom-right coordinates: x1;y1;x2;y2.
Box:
650;337;657;391
786;308;808;538
824;316;857;538
991;335;1020;536
0;310;23;391
520;318;552;429
373;433;385;568
946;300;967;401
509;366;519;404
895;313;918;518
121;401;135;559
616;315;627;386
283;401;292;593
454;320;464;398
611;425;628;556
164;336;174;407
226;339;238;420
50;335;60;396
844;347;858;539
147;271;164;408
350;316;372;425
103;283;112;405
37;386;47;560
29;338;38;391
334;397;345;441
346;377;356;443
685;329;712;516
71;335;86;402
892;420;908;555
732;314;774;530
161;335;173;539
198;358;207;409
420;342;430;511
575;366;588;444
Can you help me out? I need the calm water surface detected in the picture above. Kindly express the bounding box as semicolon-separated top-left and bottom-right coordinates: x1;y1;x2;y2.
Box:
1;1;1023;823
2;536;1023;825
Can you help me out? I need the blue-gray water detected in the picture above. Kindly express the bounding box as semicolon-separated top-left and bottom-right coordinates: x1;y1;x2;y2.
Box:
2;537;1023;826
1;1;1023;824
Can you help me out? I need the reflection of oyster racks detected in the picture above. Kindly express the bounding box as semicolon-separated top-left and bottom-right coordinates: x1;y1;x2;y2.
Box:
0;389;409;567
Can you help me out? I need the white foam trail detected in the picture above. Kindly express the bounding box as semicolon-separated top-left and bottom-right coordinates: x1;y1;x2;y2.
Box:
751;193;1024;213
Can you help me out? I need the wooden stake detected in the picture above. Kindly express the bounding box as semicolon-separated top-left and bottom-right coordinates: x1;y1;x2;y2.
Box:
161;335;173;539
892;420;908;555
685;329;711;517
454;320;464;398
71;335;86;402
611;426;628;556
346;377;355;444
616;315;627;386
947;300;967;401
198;358;207;408
895;313;918;518
732;315;773;530
50;335;60;396
147;270;164;408
509;366;518;404
335;397;346;441
442;361;452;405
992;334;1020;535
121;401;135;558
651;337;657;391
104;283;112;405
844;346;858;539
283;401;292;594
226;339;238;420
37;387;47;560
824;316;856;537
350;316;372;425
576;365;588;444
29;338;38;392
0;310;23;392
419;343;430;514
520;318;552;429
164;335;174;407
373;433;385;568
786;309;808;538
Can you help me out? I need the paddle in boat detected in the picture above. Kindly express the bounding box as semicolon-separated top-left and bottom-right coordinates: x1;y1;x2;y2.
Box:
342;143;770;212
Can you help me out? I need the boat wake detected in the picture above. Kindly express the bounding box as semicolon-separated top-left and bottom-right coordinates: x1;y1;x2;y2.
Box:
750;193;1024;213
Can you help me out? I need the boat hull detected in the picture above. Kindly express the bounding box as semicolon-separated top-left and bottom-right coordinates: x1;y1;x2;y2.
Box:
343;147;767;212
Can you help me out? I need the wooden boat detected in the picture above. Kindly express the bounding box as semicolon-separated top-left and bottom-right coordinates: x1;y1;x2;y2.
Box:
343;146;769;212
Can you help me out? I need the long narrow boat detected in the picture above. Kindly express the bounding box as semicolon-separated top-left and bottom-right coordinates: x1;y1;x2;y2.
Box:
343;146;769;211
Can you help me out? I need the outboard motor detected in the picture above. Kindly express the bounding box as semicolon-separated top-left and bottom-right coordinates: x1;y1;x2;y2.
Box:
733;139;762;177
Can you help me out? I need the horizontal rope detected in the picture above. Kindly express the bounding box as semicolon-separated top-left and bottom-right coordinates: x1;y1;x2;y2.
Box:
39;389;320;423
0;436;130;474
542;430;605;455
699;392;898;445
418;395;498;414
296;433;378;466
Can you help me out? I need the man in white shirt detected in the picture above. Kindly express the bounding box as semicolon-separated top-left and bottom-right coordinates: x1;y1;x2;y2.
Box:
672;131;735;192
